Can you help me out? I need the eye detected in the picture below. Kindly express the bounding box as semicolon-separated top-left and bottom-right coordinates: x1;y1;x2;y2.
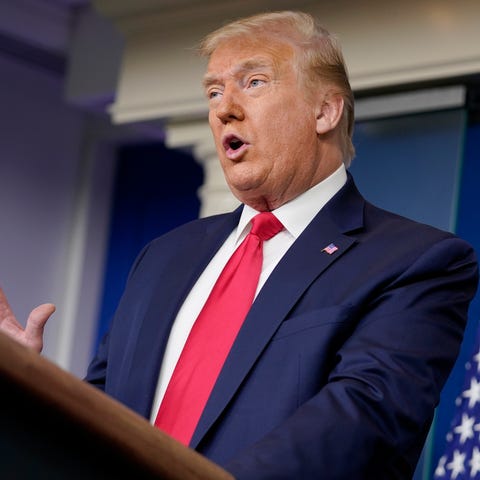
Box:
248;78;265;88
207;88;222;100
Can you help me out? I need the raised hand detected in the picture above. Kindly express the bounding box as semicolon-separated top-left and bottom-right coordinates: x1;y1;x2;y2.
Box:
0;287;55;353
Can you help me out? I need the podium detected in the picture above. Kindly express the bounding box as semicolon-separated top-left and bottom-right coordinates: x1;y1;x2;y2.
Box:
0;332;234;479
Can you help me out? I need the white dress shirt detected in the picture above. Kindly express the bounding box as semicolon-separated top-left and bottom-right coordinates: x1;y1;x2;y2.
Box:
149;164;347;421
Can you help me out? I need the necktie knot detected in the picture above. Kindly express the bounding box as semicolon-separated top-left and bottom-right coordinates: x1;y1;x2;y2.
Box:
250;212;284;241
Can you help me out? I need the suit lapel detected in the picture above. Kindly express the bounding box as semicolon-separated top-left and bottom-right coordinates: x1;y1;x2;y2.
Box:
121;210;242;416
190;174;365;447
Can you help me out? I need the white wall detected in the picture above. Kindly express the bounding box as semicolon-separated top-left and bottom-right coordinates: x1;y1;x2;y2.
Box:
0;51;121;377
0;53;85;362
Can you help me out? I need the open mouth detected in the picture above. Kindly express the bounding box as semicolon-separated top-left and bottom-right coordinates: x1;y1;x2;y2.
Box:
230;138;244;150
223;134;246;152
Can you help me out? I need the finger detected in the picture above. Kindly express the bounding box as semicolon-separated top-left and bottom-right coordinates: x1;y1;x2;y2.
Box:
25;303;56;352
0;286;19;326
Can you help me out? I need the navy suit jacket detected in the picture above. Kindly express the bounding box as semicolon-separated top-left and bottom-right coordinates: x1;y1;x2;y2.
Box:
86;174;478;479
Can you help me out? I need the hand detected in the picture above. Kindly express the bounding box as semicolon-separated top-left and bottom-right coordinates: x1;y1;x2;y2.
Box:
0;287;55;353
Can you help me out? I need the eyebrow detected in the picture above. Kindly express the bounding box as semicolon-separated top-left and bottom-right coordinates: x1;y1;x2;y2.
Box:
202;58;273;90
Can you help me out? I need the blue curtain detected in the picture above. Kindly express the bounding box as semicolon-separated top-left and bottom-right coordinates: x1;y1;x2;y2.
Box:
94;141;203;351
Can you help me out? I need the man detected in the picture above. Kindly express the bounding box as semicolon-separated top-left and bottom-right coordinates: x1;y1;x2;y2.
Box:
1;11;478;479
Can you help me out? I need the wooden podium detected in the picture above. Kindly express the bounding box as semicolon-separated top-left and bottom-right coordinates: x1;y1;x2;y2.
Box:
0;332;234;479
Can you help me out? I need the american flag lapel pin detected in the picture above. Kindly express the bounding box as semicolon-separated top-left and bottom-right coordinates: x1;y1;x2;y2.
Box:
322;243;339;255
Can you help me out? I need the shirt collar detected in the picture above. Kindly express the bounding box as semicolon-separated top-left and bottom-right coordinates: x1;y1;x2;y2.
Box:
234;164;347;244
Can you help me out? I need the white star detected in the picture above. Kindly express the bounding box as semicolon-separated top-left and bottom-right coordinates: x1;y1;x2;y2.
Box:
453;413;475;444
434;455;447;477
446;450;466;479
463;377;480;409
470;446;480;477
473;421;480;439
473;349;480;372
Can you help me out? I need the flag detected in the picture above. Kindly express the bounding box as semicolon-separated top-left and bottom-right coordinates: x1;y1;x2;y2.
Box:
322;243;339;255
434;343;480;479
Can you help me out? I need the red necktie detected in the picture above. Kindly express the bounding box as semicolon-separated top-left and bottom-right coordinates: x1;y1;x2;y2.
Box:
154;212;284;445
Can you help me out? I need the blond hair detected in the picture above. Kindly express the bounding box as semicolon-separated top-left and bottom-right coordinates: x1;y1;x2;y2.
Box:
198;11;355;166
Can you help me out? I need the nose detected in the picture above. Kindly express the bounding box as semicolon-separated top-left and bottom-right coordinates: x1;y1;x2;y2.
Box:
215;89;245;123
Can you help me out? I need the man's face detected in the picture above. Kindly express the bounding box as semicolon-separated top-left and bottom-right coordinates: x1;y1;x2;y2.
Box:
204;35;337;211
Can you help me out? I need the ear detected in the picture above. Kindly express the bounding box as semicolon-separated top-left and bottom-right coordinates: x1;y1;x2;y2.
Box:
315;92;344;135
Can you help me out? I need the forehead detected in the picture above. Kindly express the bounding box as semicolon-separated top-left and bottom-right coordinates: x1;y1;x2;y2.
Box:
204;36;296;82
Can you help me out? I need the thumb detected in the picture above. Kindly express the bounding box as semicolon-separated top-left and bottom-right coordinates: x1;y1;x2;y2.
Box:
25;303;56;352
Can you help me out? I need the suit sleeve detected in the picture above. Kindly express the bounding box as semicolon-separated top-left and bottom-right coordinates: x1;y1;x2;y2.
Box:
225;237;478;479
84;242;153;390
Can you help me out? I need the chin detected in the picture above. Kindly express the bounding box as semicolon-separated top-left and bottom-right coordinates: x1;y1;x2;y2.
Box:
229;179;262;195
226;168;264;187
231;185;271;209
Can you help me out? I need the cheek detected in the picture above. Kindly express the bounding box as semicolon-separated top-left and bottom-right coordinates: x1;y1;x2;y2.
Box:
256;110;295;151
211;128;225;156
270;99;314;133
266;112;316;156
209;113;222;140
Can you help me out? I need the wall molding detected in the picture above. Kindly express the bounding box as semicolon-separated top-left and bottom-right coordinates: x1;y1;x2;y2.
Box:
93;0;480;126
